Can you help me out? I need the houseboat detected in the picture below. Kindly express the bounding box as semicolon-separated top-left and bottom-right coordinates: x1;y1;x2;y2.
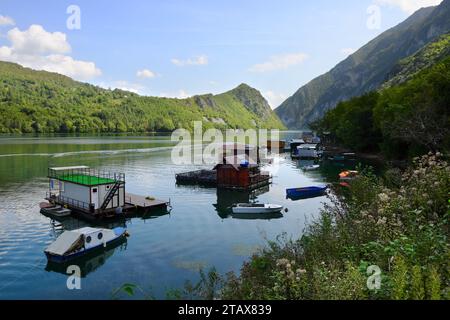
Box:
214;155;271;191
293;144;321;159
45;166;169;220
176;144;271;191
266;140;286;152
289;139;305;153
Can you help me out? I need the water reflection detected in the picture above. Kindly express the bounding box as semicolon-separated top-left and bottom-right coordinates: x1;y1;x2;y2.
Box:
214;186;271;219
230;212;284;220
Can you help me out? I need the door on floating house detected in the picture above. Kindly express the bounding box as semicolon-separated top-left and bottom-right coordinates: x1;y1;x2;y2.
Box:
91;187;99;209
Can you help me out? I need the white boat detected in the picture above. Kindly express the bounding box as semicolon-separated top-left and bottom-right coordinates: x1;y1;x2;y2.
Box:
302;164;320;171
45;227;128;263
232;203;284;214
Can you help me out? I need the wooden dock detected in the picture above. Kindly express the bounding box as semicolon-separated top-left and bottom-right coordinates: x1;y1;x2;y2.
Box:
125;193;169;211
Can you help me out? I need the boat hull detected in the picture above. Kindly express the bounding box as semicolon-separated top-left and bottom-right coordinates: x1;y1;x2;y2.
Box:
232;204;283;214
302;165;320;171
286;186;328;200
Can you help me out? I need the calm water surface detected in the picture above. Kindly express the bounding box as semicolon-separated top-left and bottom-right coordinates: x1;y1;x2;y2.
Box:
0;133;361;299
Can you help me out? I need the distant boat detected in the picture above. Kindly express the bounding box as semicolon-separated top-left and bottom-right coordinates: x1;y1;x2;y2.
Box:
45;227;128;263
286;186;328;200
302;164;320;171
232;203;284;214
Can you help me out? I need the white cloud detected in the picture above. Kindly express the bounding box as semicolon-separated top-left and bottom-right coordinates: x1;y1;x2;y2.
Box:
0;24;101;80
8;25;70;54
0;15;15;26
375;0;442;14
136;69;156;79
159;89;191;99
263;91;287;109
249;53;308;73
171;55;208;67
341;48;356;56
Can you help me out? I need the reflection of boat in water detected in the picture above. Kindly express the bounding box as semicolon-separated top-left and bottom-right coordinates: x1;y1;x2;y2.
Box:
301;164;320;172
231;212;284;220
286;186;328;200
45;227;128;263
232;203;284;214
213;187;270;218
45;237;127;277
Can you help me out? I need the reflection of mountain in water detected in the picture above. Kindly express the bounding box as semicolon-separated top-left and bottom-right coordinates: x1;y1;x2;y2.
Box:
45;238;128;278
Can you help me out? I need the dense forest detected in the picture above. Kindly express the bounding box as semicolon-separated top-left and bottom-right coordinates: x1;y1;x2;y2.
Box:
310;54;450;159
0;61;285;134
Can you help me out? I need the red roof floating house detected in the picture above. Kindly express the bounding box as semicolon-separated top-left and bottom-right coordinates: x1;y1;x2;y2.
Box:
176;144;271;191
213;154;271;191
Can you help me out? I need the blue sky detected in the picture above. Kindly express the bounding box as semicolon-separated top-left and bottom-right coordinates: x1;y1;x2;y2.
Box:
0;0;442;107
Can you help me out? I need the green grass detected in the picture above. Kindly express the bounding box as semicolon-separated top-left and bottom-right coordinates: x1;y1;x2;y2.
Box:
58;174;116;186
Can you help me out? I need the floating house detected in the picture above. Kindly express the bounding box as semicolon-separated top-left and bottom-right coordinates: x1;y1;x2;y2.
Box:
293;144;321;159
176;144;271;191
289;139;305;153
214;155;271;191
46;166;169;219
266;140;286;152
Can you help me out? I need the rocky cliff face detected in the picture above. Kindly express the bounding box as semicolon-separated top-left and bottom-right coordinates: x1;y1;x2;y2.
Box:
275;0;450;129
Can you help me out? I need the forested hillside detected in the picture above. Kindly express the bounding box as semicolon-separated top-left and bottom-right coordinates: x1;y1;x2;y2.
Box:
0;62;284;133
311;55;450;159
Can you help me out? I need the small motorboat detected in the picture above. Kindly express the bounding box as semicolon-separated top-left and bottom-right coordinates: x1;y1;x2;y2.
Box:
40;203;72;218
339;170;359;181
302;164;320;171
232;203;284;214
286;185;328;200
45;227;128;263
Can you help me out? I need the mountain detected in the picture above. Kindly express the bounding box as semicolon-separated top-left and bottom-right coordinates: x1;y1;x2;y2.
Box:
0;61;285;133
381;33;450;89
275;0;450;129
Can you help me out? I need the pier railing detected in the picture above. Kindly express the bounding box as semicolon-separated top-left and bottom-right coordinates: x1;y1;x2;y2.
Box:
48;167;125;185
47;192;93;211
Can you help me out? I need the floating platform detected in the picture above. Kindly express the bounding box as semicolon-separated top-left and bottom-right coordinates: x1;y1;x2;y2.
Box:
176;170;217;187
124;193;170;211
46;192;170;221
176;169;271;191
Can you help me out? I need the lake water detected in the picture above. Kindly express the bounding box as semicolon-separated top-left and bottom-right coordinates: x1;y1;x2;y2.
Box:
0;133;361;299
